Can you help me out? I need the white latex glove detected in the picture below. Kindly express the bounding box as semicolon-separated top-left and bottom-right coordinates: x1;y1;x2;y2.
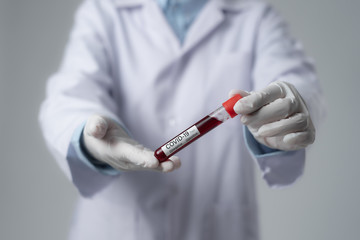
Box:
231;81;315;151
83;115;181;172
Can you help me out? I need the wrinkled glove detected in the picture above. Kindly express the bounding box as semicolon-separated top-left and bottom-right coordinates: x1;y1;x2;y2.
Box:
231;81;315;151
83;115;181;172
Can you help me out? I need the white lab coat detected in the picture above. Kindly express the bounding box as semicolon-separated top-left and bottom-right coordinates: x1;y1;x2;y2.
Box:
39;0;324;239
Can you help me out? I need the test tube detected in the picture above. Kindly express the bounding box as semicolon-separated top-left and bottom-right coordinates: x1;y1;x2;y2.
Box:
154;94;242;162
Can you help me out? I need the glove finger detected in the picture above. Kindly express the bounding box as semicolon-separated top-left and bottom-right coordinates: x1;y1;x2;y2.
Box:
169;156;182;169
154;156;181;173
262;135;300;151
234;82;285;115
128;155;181;172
245;128;306;151
260;135;285;150
85;115;109;139
106;159;133;171
228;89;250;98
158;161;176;173
263;131;314;151
111;141;159;169
241;97;299;128
283;131;315;149
257;113;309;137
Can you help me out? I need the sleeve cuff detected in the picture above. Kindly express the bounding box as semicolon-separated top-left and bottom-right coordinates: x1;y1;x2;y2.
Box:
243;126;305;187
69;122;120;176
243;126;282;157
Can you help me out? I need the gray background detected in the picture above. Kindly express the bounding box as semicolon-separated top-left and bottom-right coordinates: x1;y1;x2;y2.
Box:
1;0;359;239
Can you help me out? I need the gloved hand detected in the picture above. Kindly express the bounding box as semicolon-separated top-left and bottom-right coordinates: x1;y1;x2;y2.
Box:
83;115;181;172
231;81;315;151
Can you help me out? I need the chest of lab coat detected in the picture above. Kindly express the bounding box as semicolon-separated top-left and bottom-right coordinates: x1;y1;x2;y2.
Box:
39;0;321;239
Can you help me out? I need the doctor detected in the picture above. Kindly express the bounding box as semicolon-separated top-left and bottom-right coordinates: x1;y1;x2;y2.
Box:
39;0;324;239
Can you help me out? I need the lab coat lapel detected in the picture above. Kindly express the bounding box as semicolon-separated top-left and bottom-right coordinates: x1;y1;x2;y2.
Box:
115;0;182;53
182;1;225;54
113;0;146;8
182;0;248;54
144;0;183;53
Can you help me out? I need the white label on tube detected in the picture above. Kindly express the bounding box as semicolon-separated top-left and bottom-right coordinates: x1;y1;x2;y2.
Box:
161;125;200;156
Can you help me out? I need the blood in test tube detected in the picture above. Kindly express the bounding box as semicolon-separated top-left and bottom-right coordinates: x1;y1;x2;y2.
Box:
154;94;242;162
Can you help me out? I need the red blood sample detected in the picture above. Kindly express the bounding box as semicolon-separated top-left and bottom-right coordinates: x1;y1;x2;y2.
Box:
154;94;242;163
154;115;223;162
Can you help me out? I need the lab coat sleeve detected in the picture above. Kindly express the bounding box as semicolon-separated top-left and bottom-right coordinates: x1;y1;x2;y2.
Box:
244;126;305;188
39;0;123;197
248;5;326;187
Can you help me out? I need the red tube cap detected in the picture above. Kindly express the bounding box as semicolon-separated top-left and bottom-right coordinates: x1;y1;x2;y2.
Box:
222;94;242;118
